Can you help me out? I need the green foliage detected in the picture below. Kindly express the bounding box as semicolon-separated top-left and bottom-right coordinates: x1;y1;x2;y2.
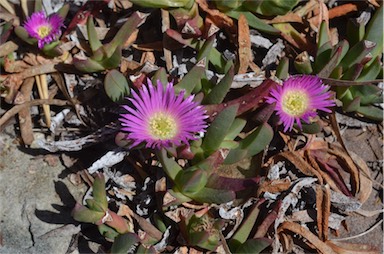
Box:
111;233;140;254
175;169;208;195
216;0;299;17
226;10;280;35
173;58;206;95
74;12;146;72
201;105;238;156
104;70;130;102
235;238;272;254
204;66;234;104
229;201;263;249
185;214;223;251
224;123;274;164
299;10;383;121
130;0;193;9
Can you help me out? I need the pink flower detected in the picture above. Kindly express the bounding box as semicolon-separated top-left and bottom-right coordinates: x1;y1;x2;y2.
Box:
266;75;335;132
24;11;63;49
119;80;208;149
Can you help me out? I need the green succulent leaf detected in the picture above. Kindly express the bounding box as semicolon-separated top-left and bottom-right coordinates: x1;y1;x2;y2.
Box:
87;16;102;53
42;41;62;57
317;21;330;49
130;0;193;8
189;231;218;251
72;203;105;223
111;233;140;254
276;57;289;80
214;0;244;12
318;43;346;78
151;68;168;87
153;214;167;233
98;224;120;240
189;187;235;204
343;96;361;112
73;57;105;73
350;84;383;105
197;36;215;65
104;69;130;102
229;201;264;249
105;12;148;56
85;199;105;213
202;104;239;156
34;0;42;12
57;4;70;19
226;11;280;35
165;188;193;207
338;40;376;71
235;238;272;254
341;64;363;81
92;173;108;211
1;19;13;42
298;121;322;134
364;5;383;66
224;123;273;164
157;149;182;181
14;26;37;45
175;169;208;195
346;18;365;47
357;56;381;81
356;106;383;121
136;245;157;254
204;66;234;104
294;51;313;74
225;118;247;141
174;58;206;95
243;0;299;16
98;46;122;70
314;41;333;73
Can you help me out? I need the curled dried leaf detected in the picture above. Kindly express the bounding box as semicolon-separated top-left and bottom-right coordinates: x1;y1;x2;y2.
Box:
278;221;338;254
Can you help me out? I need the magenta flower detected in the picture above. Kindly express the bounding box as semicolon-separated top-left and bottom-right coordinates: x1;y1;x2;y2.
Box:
266;75;335;132
24;11;63;49
119;80;208;149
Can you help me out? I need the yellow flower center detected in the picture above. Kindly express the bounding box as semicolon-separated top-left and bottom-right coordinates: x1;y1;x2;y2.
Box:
37;25;52;38
148;112;177;140
281;90;309;117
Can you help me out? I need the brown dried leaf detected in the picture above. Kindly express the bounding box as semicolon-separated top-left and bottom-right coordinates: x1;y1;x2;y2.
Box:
140;51;156;65
257;178;291;196
120;58;141;74
316;185;324;240
323;184;331;241
366;0;380;7
326;240;379;254
4;57;30;73
117;204;134;224
132;213;162;241
18;77;34;145
195;0;236;34
266;12;303;24
349;152;372;204
328;144;360;195
278;221;338;254
237;14;252;74
279;232;294;253
0;99;70;127
277;151;323;181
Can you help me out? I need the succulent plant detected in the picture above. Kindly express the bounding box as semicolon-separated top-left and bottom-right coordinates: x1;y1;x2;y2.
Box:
291;6;383;121
14;3;69;56
72;173;132;239
73;12;147;73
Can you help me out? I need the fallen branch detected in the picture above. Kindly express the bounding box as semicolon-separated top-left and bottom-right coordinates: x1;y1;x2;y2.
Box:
0;99;70;127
